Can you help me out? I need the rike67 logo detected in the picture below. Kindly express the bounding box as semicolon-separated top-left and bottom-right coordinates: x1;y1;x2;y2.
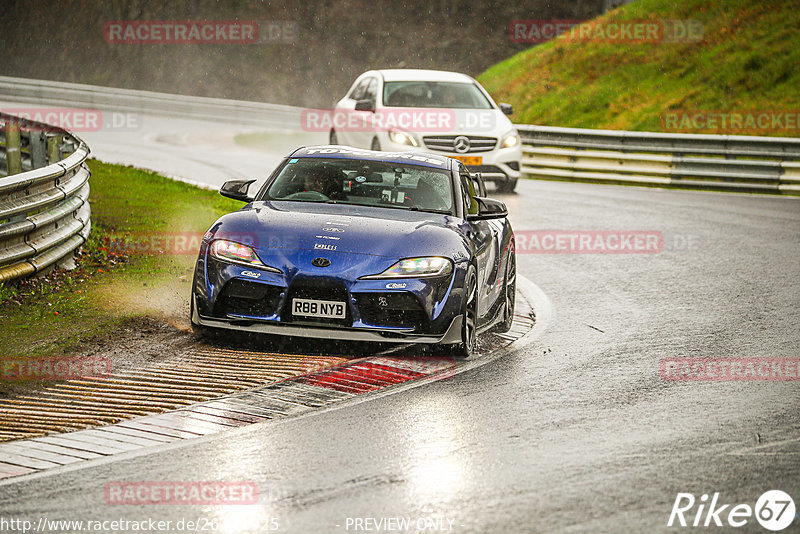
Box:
668;490;796;531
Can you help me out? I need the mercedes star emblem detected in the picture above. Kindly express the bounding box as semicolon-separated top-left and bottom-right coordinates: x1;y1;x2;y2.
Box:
453;136;471;154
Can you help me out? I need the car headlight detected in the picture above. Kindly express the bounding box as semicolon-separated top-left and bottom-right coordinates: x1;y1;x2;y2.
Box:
501;131;519;149
209;239;281;273
388;129;419;147
361;257;453;279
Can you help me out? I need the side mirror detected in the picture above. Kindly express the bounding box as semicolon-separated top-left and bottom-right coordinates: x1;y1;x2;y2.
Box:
355;99;376;112
499;103;514;116
220;179;256;202
467;196;508;221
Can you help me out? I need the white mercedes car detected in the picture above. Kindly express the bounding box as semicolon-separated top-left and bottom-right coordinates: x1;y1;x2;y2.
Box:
329;69;522;192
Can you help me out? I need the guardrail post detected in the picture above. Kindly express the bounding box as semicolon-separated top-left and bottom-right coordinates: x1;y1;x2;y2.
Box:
59;139;76;158
5;119;22;175
29;130;47;169
46;133;61;164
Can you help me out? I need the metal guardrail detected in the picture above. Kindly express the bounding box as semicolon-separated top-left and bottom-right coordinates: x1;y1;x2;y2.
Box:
0;75;301;129
517;125;800;195
0;113;91;282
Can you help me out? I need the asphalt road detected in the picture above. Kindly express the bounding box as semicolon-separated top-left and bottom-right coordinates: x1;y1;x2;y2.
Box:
1;106;799;532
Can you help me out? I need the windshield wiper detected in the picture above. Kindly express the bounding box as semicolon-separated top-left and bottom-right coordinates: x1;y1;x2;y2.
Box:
405;206;451;214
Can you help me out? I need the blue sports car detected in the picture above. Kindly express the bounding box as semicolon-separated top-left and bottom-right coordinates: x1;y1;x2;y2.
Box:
190;146;515;357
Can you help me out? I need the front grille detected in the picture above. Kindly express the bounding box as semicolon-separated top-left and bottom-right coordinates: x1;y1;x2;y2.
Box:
423;135;497;153
214;279;282;318
284;278;351;326
353;292;427;329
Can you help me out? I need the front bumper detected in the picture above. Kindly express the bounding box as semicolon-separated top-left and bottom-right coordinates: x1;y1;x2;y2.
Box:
192;294;464;344
192;252;468;344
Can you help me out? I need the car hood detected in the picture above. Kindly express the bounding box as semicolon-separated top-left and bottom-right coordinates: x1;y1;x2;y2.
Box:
210;201;468;260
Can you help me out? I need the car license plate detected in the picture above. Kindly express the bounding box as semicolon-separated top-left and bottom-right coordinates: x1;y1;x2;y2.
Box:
452;155;482;166
292;298;346;319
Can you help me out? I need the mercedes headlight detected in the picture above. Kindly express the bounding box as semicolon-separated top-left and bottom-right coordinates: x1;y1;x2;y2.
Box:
361;257;453;279
501;131;520;148
388;129;419;147
210;239;281;272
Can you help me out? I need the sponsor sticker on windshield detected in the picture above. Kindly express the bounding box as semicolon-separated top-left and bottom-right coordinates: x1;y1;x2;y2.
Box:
302;148;447;167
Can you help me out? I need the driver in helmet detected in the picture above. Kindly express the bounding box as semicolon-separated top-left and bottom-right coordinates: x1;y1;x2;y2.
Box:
302;164;344;199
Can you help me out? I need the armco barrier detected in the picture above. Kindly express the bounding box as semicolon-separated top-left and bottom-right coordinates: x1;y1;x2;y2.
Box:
0;113;91;282
0;75;301;129
517;124;800;195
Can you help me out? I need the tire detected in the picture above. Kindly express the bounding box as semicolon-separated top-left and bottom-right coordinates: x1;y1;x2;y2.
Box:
498;178;518;193
329;130;338;145
455;267;478;358
493;247;516;333
189;294;208;338
371;137;381;151
190;293;227;341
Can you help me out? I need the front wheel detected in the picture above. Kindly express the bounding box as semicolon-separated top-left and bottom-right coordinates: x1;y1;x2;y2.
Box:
497;178;518;193
493;246;516;333
455;267;478;358
189;294;208;338
190;293;230;342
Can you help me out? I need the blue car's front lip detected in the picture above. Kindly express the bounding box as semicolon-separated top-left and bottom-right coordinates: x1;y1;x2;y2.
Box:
191;293;464;344
193;252;465;340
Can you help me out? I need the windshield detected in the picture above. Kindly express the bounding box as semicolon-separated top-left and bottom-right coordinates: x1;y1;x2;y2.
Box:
383;81;493;109
261;158;454;214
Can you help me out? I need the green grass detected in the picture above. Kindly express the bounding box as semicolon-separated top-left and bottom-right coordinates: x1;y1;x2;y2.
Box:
0;160;241;393
478;0;800;136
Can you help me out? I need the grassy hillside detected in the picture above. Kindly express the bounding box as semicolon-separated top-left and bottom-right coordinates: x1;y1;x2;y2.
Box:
478;0;800;136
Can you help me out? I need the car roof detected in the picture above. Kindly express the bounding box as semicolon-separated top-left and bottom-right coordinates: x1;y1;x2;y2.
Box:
288;145;457;170
372;69;476;84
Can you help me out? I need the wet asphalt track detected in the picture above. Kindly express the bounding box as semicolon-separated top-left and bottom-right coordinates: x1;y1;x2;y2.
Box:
0;107;798;532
